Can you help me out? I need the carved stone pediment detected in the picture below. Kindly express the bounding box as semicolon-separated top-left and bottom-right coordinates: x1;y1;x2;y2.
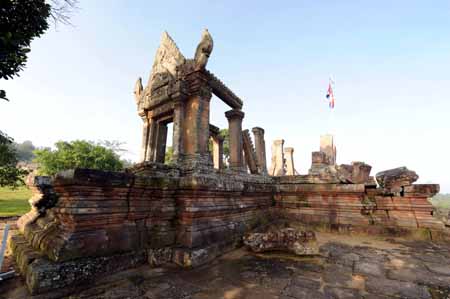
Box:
146;31;186;97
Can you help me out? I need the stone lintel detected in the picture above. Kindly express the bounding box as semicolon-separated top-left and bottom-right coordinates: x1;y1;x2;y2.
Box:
205;69;243;109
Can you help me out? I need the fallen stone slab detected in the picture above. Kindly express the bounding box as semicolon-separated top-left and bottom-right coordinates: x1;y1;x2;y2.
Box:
375;167;418;189
243;228;318;255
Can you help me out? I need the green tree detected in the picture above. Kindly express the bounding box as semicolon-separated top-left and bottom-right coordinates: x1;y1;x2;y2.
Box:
165;146;174;165
33;140;124;176
15;140;36;162
0;0;50;101
0;131;28;188
0;0;78;101
219;129;230;163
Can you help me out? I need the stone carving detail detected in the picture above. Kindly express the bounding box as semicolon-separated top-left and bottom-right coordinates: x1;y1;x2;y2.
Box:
148;31;185;88
194;29;213;70
244;228;318;255
17;174;58;234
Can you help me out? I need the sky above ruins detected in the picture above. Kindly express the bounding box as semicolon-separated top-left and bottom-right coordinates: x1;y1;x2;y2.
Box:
1;1;450;192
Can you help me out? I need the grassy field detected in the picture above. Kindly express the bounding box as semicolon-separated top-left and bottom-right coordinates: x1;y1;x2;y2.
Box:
0;186;32;217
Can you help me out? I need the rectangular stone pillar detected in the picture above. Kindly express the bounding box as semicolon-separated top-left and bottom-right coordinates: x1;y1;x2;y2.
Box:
139;116;150;162
172;98;185;162
212;136;224;170
320;134;336;165
145;115;158;162
182;95;211;156
154;123;168;163
252;127;267;174
284;147;295;175
225;109;245;171
269;139;285;176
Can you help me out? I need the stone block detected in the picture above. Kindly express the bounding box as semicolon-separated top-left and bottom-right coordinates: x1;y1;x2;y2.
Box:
376;167;419;189
243;228;318;255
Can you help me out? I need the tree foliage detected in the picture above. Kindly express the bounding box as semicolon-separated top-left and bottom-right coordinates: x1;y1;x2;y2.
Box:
0;1;51;83
0;131;28;188
219;129;230;163
0;0;78;101
33;140;124;176
14;140;36;162
165;146;174;165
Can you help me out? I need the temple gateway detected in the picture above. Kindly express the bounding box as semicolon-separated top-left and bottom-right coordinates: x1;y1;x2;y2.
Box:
9;30;446;296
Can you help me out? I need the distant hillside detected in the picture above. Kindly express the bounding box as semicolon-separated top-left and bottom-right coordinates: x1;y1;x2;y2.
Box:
431;193;450;210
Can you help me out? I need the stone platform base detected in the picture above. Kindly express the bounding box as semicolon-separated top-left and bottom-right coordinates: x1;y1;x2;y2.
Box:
9;234;147;295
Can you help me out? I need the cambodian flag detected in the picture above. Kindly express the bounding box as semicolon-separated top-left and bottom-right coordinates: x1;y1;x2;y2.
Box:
326;81;335;109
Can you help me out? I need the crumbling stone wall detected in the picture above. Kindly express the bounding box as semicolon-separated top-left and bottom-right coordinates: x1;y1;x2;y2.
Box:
274;176;443;233
10;167;274;295
9;165;446;296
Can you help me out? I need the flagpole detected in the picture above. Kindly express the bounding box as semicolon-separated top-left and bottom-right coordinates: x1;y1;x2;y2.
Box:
326;75;335;136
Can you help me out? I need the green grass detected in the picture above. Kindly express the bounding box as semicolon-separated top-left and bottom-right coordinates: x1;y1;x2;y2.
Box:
0;186;32;217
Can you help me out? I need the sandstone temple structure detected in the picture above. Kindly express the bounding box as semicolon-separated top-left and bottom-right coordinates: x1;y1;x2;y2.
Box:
9;30;447;296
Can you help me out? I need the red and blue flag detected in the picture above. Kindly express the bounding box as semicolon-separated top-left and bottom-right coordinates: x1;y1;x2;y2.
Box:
326;80;335;109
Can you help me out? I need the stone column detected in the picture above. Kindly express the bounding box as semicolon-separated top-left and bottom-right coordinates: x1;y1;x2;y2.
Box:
320;134;336;165
269;139;285;176
172;98;185;162
139;115;150;162
284;147;295;175
182;90;211;157
212;135;224;170
145;113;158;162
225;109;245;171
252;127;267;174
154;123;168;163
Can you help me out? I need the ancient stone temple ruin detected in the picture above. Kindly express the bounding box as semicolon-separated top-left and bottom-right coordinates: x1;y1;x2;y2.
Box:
9;30;447;296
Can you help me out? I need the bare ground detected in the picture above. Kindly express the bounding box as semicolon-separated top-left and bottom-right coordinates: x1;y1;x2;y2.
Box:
2;232;450;299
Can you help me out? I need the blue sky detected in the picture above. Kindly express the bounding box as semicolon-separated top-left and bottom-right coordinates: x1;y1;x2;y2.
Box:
1;1;449;192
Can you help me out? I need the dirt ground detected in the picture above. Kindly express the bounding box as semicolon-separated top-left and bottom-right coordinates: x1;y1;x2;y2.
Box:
2;232;450;299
